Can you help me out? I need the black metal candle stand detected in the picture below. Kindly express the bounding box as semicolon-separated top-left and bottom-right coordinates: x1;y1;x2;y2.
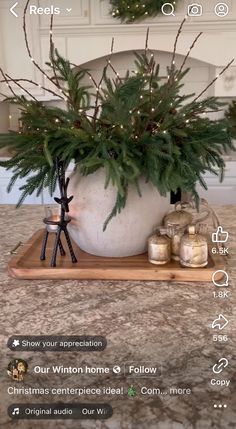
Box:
40;160;78;268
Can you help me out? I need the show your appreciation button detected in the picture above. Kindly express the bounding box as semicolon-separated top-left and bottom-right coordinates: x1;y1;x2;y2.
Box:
9;404;113;420
7;336;107;352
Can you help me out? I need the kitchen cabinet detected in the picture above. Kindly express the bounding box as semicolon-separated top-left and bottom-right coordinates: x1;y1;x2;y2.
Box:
39;0;90;27
0;166;42;204
197;161;236;204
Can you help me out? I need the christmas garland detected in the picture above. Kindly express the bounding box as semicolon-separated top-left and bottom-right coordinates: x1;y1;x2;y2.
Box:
110;0;177;23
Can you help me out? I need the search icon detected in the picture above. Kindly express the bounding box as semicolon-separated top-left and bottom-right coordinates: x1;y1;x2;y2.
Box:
161;2;175;16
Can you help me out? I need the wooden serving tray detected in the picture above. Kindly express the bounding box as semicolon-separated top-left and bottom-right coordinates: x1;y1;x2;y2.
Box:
8;229;226;282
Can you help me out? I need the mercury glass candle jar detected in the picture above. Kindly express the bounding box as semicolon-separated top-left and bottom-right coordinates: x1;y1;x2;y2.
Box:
148;231;171;265
163;203;193;261
180;225;208;268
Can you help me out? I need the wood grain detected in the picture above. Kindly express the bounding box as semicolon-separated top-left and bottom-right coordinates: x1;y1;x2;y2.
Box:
8;229;226;281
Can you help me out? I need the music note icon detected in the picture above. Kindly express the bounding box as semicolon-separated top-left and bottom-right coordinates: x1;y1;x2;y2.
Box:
12;407;20;415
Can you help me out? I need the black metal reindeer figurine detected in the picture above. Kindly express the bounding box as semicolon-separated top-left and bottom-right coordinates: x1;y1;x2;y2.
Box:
40;159;78;267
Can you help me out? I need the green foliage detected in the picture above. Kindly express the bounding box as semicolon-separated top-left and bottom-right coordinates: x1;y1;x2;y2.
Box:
109;0;176;23
225;100;236;139
0;49;234;229
47;48;92;111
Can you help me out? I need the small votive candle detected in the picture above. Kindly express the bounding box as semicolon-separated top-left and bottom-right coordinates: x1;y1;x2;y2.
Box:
44;206;61;233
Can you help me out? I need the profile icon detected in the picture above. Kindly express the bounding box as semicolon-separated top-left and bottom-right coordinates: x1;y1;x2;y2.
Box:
7;359;28;381
214;3;229;17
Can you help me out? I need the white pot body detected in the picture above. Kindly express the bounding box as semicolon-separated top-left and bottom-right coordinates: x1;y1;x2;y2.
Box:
68;169;170;257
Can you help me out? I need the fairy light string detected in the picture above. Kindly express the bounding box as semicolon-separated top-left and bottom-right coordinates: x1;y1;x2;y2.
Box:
23;0;65;101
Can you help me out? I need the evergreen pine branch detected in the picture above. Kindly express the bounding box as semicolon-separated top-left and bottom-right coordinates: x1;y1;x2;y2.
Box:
0;16;235;228
103;182;128;231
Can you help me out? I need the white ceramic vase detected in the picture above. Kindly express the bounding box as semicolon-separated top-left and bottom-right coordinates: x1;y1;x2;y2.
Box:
68;169;170;257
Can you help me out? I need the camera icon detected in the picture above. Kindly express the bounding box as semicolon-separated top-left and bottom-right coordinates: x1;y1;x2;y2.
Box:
187;3;203;16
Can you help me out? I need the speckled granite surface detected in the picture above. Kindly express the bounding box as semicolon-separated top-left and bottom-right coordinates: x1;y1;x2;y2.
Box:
0;205;235;429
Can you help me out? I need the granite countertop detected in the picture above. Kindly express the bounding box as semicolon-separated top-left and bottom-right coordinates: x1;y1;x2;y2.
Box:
0;205;235;429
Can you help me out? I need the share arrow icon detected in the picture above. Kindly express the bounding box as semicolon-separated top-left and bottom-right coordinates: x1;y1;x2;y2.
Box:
212;314;229;330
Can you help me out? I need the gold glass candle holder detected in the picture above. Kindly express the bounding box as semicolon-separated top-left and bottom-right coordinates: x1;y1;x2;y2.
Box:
148;230;171;265
180;225;208;268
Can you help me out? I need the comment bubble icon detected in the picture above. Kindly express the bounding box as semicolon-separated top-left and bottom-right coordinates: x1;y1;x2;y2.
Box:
212;270;229;287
